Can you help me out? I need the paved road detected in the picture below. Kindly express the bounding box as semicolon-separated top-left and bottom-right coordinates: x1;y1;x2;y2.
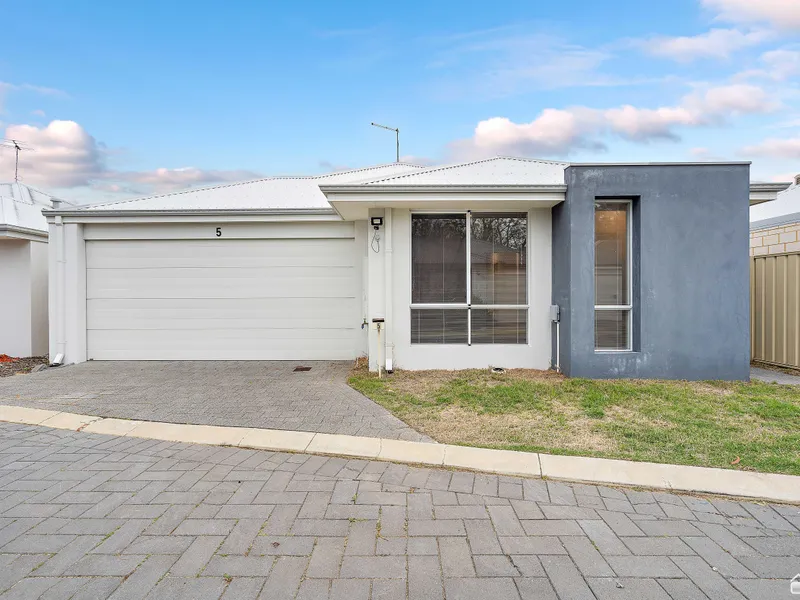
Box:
0;423;798;599
0;361;428;442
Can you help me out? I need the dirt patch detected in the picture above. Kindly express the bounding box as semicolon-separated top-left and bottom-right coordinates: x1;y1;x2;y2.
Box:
751;360;800;376
0;356;48;378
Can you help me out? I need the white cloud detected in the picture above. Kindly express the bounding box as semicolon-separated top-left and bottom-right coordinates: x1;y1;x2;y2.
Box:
641;28;771;61
760;49;800;80
450;83;777;158
30;109;46;118
703;0;800;30
120;167;261;192
1;119;262;194
742;137;800;158
1;120;107;187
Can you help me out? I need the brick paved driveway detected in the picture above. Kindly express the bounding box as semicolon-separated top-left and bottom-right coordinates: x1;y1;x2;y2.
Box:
1;423;799;599
0;361;427;441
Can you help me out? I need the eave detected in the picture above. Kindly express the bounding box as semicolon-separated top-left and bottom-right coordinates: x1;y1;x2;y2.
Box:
43;207;341;225
750;183;792;206
0;224;48;242
320;184;568;220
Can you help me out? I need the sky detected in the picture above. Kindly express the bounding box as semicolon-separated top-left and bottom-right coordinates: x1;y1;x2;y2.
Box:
1;0;799;204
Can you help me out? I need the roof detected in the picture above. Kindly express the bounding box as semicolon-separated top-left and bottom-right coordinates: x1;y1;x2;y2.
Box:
750;180;800;226
751;211;800;231
360;156;568;186
72;163;424;213
0;182;67;236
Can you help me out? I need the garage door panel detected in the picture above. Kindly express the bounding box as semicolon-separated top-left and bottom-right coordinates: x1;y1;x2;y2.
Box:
88;330;356;360
87;299;356;330
87;269;355;299
85;237;361;360
86;239;355;269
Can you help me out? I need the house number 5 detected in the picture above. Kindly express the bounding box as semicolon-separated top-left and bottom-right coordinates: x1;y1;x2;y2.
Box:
215;227;222;237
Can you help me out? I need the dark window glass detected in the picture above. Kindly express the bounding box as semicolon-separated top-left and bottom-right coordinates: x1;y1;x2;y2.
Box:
471;309;527;344
595;310;629;351
471;213;526;305
412;215;467;303
410;309;468;344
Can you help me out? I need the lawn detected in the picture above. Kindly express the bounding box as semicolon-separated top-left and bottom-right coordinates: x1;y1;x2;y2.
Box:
348;366;800;476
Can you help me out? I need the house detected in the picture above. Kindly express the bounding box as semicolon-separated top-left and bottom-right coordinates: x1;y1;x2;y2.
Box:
43;157;790;380
750;175;800;256
0;182;64;358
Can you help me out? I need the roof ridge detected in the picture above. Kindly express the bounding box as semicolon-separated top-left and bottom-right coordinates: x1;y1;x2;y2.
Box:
361;157;505;184
495;155;570;165
312;162;424;180
74;163;426;211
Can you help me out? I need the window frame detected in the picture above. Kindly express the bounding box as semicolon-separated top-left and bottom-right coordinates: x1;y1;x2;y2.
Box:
409;209;529;346
593;199;633;352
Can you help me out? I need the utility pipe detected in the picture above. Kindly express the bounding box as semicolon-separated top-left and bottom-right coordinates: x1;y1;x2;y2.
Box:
384;210;393;372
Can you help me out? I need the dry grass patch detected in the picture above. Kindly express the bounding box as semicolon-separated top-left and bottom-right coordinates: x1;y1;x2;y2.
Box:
348;363;800;475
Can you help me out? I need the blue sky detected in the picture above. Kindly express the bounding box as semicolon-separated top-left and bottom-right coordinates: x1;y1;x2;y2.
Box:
1;0;798;202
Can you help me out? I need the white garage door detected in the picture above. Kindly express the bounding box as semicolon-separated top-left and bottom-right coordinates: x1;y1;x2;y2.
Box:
86;235;361;360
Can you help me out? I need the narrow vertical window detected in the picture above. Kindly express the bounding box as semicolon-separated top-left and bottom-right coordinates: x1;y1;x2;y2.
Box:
594;201;632;351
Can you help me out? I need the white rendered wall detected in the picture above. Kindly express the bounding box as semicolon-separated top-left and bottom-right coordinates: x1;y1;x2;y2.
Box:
384;208;552;371
29;241;49;356
0;240;33;357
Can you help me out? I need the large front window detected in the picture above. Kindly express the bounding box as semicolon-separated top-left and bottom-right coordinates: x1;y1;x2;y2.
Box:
411;212;527;345
594;201;632;351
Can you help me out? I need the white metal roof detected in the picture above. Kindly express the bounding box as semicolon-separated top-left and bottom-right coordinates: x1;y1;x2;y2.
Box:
750;181;800;224
75;163;424;212
0;182;66;234
360;157;568;186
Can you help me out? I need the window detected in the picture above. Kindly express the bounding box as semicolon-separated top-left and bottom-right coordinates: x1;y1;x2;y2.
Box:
594;201;632;351
411;212;527;344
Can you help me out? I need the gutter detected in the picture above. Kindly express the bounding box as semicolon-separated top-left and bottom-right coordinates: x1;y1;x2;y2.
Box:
320;184;569;194
42;207;338;218
0;224;48;241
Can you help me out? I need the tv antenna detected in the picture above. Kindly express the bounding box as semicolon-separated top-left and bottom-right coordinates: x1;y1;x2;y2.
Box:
1;139;33;182
371;122;399;163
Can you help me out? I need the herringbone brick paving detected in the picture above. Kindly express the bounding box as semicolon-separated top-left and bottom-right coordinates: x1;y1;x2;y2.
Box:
0;362;427;441
0;422;798;599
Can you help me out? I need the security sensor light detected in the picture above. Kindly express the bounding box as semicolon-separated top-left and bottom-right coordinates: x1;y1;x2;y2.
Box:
371;217;384;229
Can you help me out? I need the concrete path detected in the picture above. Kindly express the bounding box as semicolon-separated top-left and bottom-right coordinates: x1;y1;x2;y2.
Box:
0;423;798;599
0;361;428;442
751;366;800;385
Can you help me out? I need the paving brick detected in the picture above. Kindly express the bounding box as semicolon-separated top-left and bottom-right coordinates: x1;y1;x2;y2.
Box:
407;493;433;520
487;505;525;536
681;536;755;578
34;535;105;576
204;556;274;577
562;536;614;577
216;505;274;520
340;555;406;578
598;510;645;537
522;520;583;536
539;555;594;600
259;556;307;600
295;579;328;600
408;537;438;555
261;505;300;536
545;482;575;506
251;535;315;556
172;518;235;536
522;480;549;503
514;577;557;600
587;577;672;600
620;536;695;555
444;577;521;600
143;504;193;535
605;556;683;578
408;519;465;537
499;536;566;555
345;519;377;556
106;554;177;600
636;519;702;537
578;520;630;556
379;505;407;537
409;555;443;600
672;555;748;599
440;536;475;577
306;537;345;578
330;579;370;600
64;554;146;576
123;535;194;555
145;577;227;600
656;578;709;600
474;554;520;576
92;519;151;554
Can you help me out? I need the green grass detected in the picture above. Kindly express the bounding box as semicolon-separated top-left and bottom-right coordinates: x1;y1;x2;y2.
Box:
348;367;800;476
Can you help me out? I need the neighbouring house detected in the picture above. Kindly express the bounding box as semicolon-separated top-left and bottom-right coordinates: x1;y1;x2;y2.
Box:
0;182;65;358
749;176;800;370
43;157;790;380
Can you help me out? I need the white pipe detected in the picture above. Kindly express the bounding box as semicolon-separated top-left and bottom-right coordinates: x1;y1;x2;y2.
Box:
555;320;560;373
376;322;383;378
384;210;393;372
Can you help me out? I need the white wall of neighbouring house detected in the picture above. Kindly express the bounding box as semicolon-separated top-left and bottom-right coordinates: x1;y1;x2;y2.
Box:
364;207;552;371
0;238;48;357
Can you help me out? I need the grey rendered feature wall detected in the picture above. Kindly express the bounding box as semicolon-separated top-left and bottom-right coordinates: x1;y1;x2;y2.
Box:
553;164;751;380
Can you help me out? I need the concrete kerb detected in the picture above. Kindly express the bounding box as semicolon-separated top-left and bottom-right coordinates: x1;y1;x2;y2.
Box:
1;404;798;503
